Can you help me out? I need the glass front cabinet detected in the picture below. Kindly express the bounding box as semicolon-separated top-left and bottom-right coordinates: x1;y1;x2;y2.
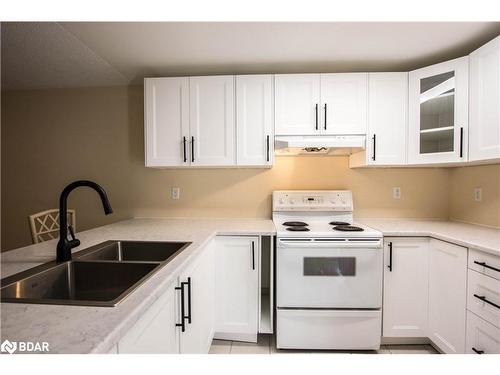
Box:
408;57;469;164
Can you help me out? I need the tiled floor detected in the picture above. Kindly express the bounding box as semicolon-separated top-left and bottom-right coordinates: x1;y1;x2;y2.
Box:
209;335;439;354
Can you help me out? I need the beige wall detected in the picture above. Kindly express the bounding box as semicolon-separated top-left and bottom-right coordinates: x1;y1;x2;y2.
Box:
449;164;500;228
3;86;495;252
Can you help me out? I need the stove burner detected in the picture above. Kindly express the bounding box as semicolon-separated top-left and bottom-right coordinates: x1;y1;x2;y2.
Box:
282;221;308;227
329;221;351;226
333;225;364;232
286;227;310;232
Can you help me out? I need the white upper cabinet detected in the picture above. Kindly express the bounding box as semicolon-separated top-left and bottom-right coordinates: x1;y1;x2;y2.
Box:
320;73;367;135
275;74;321;135
236;75;274;166
408;56;469;164
275;73;367;136
144;77;189;167
469;35;500;162
189;76;236;166
350;72;407;167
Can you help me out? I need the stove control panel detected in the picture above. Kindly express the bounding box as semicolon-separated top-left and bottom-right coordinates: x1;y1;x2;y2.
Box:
273;190;353;211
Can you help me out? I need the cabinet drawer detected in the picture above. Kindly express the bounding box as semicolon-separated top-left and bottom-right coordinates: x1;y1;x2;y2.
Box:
467;270;500;328
468;248;500;281
277;309;381;350
466;311;500;354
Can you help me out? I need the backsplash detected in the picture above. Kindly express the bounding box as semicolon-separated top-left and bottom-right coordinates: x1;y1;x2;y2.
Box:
449;164;500;228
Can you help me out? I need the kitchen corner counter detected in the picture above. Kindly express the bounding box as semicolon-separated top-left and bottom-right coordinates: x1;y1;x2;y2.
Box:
0;218;275;354
358;218;500;255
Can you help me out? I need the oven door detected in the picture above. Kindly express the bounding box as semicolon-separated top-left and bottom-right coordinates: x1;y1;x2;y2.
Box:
277;238;383;308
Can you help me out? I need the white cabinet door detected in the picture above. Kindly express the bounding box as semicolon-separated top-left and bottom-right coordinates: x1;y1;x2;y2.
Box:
236;75;274;166
144;77;189;167
179;241;215;353
367;73;407;165
383;238;429;338
275;74;320;135
469;35;500;162
320;73;367;135
118;280;180;353
214;236;259;342
428;239;468;353
189;76;235;166
408;56;469;164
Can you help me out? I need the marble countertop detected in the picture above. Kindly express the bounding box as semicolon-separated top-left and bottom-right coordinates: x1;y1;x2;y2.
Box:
358;218;500;255
2;216;499;354
0;218;275;354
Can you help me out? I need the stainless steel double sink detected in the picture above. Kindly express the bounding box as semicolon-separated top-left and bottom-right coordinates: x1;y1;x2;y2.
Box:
0;240;191;307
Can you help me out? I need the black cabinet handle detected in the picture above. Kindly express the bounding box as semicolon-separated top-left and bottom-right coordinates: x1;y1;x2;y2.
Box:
372;134;376;161
474;294;500;310
460;127;463;158
388;242;393;272
266;135;270;162
251;241;255;270
191;136;195;163
324;103;327;130
183;136;187;163
315;104;319;130
186;277;192;324
474;261;500;273
175;284;185;332
472;347;484;354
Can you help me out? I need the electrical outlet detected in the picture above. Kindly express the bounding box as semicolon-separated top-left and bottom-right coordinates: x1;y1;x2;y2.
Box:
474;187;482;202
393;187;401;199
171;187;180;200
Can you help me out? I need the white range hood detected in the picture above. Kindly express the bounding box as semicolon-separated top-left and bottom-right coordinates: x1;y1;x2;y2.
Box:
275;135;366;156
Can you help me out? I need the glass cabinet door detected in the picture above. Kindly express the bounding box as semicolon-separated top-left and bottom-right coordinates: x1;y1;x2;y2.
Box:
408;57;468;164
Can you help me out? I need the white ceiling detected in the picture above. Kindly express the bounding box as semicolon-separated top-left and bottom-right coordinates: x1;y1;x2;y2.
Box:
2;22;499;90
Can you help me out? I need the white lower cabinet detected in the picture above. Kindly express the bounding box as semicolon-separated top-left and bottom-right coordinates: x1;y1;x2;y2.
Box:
214;236;259;342
179;241;216;353
118;280;180;354
428;239;467;353
383;238;429;338
117;241;215;354
466;311;500;354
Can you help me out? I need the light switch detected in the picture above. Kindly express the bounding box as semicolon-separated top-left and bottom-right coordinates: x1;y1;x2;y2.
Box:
393;187;401;199
474;187;482;202
171;187;180;200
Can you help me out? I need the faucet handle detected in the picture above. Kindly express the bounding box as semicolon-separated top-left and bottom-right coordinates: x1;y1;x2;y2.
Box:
68;225;76;241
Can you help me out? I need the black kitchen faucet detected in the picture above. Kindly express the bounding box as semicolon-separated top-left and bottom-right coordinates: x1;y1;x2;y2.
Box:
56;180;113;262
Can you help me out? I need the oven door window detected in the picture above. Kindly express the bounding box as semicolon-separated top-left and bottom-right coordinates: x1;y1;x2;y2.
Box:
303;257;356;276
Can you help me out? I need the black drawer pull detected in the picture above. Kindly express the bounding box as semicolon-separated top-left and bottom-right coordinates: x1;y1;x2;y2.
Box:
387;242;393;272
175;284;185;332
324;103;327;130
191;136;195;163
459;127;464;158
315;104;319;130
183;136;187;163
266;135;270;162
472;347;484;354
474;294;500;310
251;241;255;270
372;134;376;161
186;277;192;324
474;261;500;273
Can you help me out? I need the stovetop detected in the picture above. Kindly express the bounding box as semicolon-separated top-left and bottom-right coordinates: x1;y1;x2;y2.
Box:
272;190;382;238
275;219;382;238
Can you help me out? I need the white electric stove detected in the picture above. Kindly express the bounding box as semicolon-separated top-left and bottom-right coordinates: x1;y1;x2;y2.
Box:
273;190;383;351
